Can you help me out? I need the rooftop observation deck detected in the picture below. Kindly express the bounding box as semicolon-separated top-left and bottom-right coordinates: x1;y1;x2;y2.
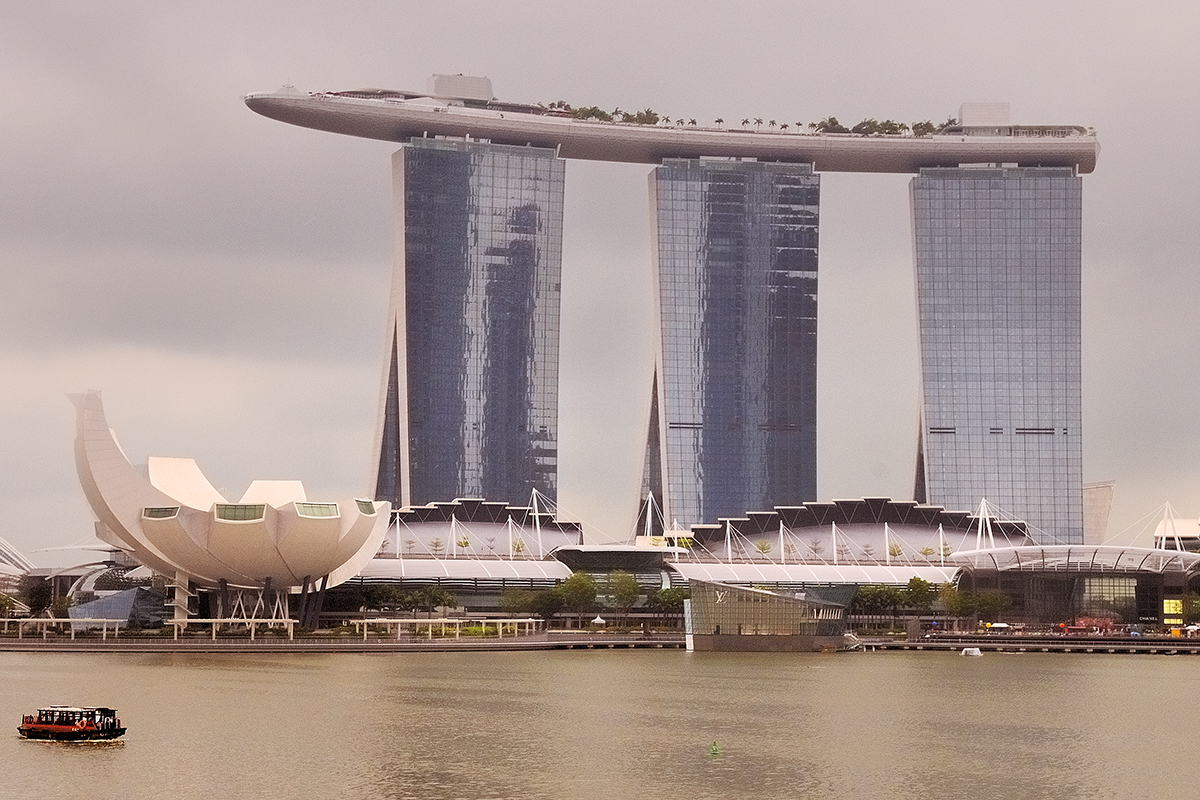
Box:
244;87;1098;174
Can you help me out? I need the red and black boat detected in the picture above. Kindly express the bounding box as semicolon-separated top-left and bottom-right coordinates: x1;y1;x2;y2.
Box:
18;706;126;741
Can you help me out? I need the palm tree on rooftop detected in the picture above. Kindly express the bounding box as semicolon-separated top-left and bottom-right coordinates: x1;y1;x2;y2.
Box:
688;118;697;126
741;118;750;127
662;115;671;125
714;117;724;127
754;117;763;130
768;119;777;129
780;123;789;131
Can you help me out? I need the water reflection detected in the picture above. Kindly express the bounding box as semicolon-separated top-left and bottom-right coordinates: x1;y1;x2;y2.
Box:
2;650;1196;799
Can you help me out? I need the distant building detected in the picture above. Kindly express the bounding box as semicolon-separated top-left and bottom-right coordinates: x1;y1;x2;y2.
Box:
912;164;1084;544
642;159;819;530
372;139;565;509
1083;481;1116;545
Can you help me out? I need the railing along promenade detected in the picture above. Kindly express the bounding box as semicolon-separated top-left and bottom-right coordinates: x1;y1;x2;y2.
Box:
864;633;1200;655
0;617;685;653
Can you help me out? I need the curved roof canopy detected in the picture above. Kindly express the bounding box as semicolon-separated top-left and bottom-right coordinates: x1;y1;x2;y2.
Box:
358;557;572;583
950;546;1200;576
667;561;960;586
244;87;1098;174
71;390;390;590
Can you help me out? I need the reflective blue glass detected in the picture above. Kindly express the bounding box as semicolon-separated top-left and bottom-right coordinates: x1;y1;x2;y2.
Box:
375;139;564;508
647;159;819;528
912;167;1083;544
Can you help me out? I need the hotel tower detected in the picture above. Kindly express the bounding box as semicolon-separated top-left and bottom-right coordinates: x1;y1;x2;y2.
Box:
372;137;565;509
642;159;820;530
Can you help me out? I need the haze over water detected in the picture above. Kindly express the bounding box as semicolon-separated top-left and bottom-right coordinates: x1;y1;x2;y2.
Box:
3;650;1193;799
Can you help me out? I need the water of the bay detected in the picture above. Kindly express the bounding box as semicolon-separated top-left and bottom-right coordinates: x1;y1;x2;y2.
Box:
1;648;1193;799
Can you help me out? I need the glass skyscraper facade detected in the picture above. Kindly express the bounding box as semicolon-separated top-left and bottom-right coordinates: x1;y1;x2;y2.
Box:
373;139;564;509
645;159;819;529
912;166;1083;544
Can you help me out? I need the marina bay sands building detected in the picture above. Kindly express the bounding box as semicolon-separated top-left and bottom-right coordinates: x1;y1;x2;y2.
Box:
374;138;564;508
912;164;1084;543
645;159;819;527
245;83;1097;540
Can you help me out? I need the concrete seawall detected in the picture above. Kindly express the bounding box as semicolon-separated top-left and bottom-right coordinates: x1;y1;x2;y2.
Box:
0;632;685;654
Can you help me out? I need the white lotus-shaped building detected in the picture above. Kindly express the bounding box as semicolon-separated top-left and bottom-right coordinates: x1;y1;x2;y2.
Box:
72;391;390;606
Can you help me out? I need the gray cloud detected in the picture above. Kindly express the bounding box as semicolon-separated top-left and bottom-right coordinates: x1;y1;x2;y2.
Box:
3;2;1199;563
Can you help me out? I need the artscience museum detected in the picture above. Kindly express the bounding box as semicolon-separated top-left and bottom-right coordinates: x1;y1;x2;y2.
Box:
72;390;391;625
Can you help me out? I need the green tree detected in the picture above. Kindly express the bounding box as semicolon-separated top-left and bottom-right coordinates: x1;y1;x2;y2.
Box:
1183;592;1200;624
973;590;1010;622
531;588;566;622
753;540;772;557
558;572;598;623
605;571;641;625
647;587;689;613
911;120;937;137
888;542;905;558
414;586;457;617
632;108;659;125
571;106;613;122
646;587;690;628
0;593;14;618
813;116;849;133
939;583;975;619
851;118;881;135
500;589;536;615
21;577;51;617
50;596;74;619
851;585;901;622
903;577;937;613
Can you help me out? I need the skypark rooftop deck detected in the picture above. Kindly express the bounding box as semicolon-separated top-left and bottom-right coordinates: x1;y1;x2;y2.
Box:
244;86;1098;174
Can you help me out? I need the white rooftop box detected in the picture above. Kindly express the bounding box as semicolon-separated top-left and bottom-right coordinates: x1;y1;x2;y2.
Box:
427;74;493;101
959;102;1010;127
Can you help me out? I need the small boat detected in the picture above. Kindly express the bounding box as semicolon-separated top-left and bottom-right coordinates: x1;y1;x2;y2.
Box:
18;706;126;741
961;647;983;657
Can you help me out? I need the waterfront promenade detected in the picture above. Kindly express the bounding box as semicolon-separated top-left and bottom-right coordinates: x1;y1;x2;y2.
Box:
866;633;1200;655
0;630;685;653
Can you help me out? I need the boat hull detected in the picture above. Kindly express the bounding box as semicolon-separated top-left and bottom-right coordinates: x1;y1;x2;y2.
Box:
18;726;126;741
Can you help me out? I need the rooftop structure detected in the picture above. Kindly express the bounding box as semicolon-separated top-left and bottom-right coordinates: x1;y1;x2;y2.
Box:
244;83;1098;174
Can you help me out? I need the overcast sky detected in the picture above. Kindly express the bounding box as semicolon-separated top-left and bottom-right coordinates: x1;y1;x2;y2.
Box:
2;2;1198;565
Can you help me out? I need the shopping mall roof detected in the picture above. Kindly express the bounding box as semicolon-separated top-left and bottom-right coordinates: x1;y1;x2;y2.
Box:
667;561;960;586
950;545;1200;576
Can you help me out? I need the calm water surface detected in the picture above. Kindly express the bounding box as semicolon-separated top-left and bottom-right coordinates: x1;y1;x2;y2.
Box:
1;649;1194;799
